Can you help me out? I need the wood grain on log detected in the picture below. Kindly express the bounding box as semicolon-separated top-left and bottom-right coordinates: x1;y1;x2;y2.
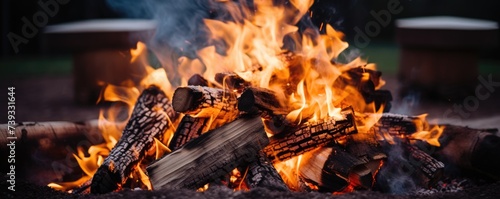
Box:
90;86;177;194
147;116;269;190
264;108;357;163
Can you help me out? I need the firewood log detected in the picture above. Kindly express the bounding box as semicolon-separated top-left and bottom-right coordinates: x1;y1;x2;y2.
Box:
147;116;269;190
0;120;103;151
243;151;289;191
418;125;500;180
90;86;178;194
168;115;208;150
367;113;429;136
171;86;238;120
263;108;357;163
214;72;250;91
238;87;289;116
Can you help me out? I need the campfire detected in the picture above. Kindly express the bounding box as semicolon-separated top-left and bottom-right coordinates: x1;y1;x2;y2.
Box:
42;0;499;196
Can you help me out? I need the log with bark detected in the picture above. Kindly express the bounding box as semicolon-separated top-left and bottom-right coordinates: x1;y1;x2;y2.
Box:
214;72;250;91
90;86;178;194
169;74;212;150
171;86;239;120
375;140;444;193
365;113;429;136
0;120;103;150
416;125;500;180
263;108;357;163
147;116;269;190
243;151;289;191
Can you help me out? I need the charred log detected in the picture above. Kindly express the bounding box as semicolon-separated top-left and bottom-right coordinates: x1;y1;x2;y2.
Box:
171;86;238;119
417;125;500;180
244;151;289;192
168;115;208;150
90;86;178;194
263;108;357;163
238;87;288;116
368;113;429;136
214;72;250;91
147;116;269;190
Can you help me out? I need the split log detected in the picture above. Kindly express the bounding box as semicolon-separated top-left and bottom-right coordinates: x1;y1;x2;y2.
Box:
243;151;289;191
263;108;357;163
147;116;269;190
299;148;348;192
90;86;178;194
171;86;238;120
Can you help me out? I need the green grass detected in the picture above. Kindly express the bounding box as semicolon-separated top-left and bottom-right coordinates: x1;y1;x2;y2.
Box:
0;44;497;78
0;56;73;77
359;42;400;75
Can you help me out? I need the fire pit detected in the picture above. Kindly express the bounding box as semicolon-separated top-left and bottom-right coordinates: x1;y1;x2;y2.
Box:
2;0;500;199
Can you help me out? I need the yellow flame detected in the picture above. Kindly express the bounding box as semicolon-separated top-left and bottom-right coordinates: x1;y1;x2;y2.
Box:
410;125;445;147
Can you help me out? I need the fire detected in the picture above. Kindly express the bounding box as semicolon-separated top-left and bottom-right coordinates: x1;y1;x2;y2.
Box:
49;42;177;192
49;0;445;194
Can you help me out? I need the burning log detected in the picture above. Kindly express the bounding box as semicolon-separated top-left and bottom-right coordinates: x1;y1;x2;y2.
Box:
171;86;238;119
214;72;250;91
243;151;289;192
238;87;288;116
300;146;383;192
375;141;444;193
405;144;445;184
169;74;213;150
168;115;208;150
147;116;269;190
368;113;428;136
263;108;357;163
90;86;177;194
237;86;290;135
421;125;500;180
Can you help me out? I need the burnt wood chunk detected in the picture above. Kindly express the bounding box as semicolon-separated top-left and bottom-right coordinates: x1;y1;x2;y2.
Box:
405;145;444;184
168;115;208;150
171;86;238;119
264;108;357;163
244;151;289;192
147;116;269;190
369;113;428;136
90;86;177;194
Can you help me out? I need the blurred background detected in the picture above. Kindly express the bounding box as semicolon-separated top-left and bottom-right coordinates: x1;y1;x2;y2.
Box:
0;0;499;124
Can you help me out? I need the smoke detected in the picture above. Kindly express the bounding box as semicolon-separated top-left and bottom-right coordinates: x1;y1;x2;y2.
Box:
106;0;255;84
376;140;418;194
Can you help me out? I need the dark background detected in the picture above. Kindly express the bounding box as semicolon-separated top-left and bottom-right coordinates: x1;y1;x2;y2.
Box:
1;0;499;58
